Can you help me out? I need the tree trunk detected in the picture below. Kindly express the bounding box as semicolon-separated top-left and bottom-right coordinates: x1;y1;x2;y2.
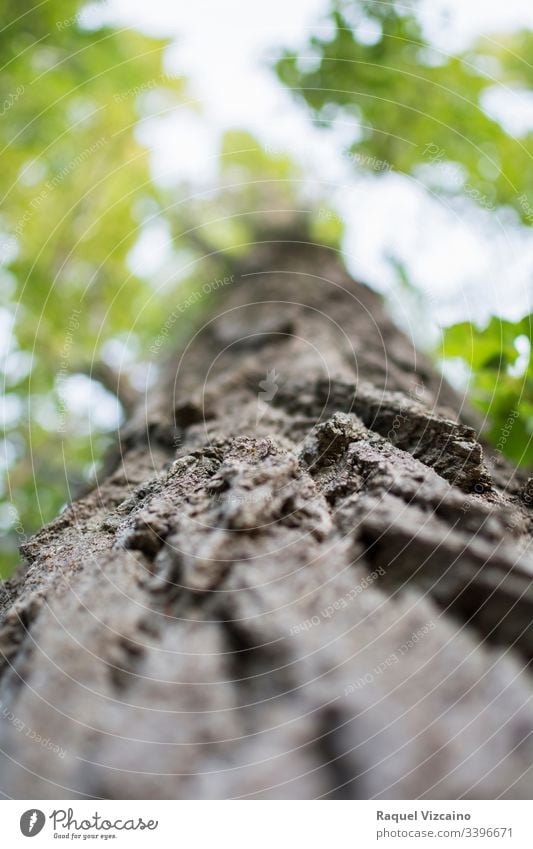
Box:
1;242;533;799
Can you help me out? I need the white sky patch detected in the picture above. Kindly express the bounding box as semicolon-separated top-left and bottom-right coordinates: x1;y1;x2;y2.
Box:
0;502;18;531
338;173;533;325
481;86;533;138
127;217;174;277
60;373;123;432
135;109;219;188
33;394;63;432
0;308;16;359
0;394;22;428
509;334;531;376
101;335;139;369
418;0;533;52
0;438;18;471
2;350;33;386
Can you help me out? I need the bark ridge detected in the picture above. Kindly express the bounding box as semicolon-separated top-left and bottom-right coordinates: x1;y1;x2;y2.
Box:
1;244;532;799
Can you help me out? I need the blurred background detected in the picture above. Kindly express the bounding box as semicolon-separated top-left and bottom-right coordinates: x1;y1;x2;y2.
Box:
1;0;533;576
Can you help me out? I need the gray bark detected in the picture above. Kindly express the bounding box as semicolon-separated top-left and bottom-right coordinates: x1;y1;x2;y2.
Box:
1;242;533;799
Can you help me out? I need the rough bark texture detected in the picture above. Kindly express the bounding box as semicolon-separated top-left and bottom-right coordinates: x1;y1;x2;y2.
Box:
1;242;533;799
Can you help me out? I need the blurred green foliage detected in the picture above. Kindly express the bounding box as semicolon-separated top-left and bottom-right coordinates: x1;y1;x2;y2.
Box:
440;316;533;465
277;0;533;218
0;0;186;575
0;2;315;577
277;0;533;467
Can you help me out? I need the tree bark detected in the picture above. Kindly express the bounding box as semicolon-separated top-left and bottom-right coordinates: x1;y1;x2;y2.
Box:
1;241;533;799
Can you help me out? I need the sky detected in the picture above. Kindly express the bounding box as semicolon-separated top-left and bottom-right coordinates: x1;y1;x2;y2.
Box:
86;0;533;341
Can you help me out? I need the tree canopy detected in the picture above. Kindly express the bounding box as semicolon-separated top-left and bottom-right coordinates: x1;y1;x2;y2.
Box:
2;0;533;575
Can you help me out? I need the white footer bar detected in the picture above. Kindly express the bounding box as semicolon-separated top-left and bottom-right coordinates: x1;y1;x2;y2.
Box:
1;800;531;847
